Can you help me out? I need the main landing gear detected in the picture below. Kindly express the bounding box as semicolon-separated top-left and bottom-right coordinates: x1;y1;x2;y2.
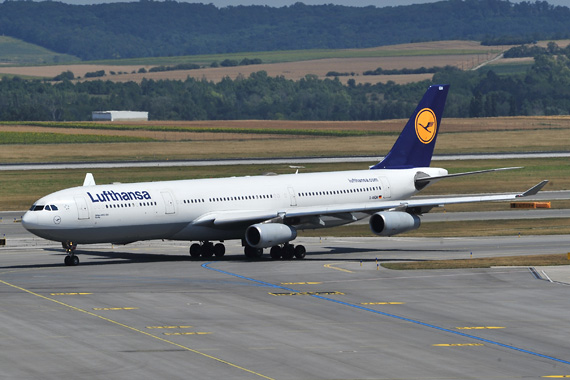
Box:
189;241;306;260
245;243;306;260
189;241;226;259
62;241;79;266
268;243;306;260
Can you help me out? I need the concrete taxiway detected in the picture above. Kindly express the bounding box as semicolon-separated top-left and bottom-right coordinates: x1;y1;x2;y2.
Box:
2;220;570;379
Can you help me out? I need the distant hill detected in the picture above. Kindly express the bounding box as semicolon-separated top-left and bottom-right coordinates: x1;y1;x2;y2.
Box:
0;36;79;65
0;0;568;61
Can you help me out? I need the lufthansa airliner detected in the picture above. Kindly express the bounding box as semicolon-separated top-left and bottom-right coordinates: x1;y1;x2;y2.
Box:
22;85;548;265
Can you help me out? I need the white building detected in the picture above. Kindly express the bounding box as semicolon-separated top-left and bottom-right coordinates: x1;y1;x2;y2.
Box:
92;111;148;121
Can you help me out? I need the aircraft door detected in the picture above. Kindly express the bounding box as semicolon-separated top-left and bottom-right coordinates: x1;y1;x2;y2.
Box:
161;191;176;214
74;196;90;220
288;187;297;206
379;177;391;199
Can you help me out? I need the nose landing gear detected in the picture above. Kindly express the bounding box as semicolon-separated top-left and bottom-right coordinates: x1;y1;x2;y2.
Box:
62;241;79;266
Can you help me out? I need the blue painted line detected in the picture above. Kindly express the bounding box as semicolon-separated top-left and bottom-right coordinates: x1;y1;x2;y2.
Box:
202;261;570;366
201;262;297;292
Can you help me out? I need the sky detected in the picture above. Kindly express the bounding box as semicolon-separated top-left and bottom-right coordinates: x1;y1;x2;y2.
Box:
60;0;570;7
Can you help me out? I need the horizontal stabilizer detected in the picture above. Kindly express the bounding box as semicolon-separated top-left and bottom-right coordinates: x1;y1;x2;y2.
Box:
517;180;549;197
415;167;523;188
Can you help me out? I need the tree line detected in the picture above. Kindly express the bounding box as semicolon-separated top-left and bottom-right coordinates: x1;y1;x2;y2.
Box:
0;0;569;60
2;49;570;122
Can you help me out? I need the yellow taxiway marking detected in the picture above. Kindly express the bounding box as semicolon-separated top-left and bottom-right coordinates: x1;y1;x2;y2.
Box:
51;293;93;296
93;307;139;311
0;278;274;380
543;376;570;378
456;326;505;330
361;302;405;305
269;291;344;296
433;343;485;347
324;263;353;273
164;332;212;336
281;282;322;285
147;326;193;329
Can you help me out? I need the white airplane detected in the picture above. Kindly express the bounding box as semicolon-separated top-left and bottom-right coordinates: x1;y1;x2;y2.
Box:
22;84;547;266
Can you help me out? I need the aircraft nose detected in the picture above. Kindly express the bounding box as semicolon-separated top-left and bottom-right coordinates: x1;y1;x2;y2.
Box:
21;211;37;231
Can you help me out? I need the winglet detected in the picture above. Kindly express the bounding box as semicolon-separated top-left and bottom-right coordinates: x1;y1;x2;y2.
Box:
371;84;449;169
83;173;96;187
517;180;549;197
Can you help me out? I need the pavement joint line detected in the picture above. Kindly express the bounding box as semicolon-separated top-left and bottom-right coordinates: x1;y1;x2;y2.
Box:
202;261;570;367
0;277;275;380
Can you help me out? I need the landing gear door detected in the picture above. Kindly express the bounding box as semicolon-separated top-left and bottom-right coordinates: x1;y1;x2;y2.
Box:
161;191;176;214
74;196;90;220
379;177;391;199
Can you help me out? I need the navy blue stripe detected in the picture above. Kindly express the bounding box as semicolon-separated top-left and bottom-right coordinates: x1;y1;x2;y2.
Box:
202;262;570;366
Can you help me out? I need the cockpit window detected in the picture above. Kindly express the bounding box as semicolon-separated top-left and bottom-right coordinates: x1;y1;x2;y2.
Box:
29;204;58;211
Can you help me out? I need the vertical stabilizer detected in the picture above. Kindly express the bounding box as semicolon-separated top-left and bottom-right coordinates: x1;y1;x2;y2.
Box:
83;173;96;186
371;84;449;169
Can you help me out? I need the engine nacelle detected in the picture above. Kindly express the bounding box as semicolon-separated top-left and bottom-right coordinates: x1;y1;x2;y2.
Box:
369;211;421;237
245;223;297;248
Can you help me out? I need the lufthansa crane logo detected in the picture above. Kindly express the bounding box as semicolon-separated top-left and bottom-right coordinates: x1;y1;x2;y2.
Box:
415;108;437;144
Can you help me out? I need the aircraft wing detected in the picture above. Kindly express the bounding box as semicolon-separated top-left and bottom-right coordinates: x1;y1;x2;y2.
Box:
286;180;548;219
192;180;548;227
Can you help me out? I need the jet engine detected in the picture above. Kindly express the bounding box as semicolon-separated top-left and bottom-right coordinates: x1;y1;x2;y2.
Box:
369;211;421;236
245;223;297;248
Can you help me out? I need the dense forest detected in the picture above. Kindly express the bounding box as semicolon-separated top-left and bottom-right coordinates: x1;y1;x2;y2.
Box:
0;0;569;60
1;49;570;121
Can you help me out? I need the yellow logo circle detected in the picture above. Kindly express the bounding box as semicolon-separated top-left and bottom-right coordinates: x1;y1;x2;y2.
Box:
415;108;437;144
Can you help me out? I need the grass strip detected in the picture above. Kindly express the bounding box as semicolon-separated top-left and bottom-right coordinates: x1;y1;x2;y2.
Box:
298;218;570;238
0;122;395;137
0;131;153;144
381;253;569;270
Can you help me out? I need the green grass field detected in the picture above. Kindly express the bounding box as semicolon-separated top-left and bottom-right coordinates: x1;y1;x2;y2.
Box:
0;36;500;68
0;131;153;144
0;36;79;65
381;253;570;270
89;46;499;67
0;121;396;138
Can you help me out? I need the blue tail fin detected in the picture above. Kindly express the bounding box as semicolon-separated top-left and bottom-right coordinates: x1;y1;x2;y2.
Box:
371;84;449;169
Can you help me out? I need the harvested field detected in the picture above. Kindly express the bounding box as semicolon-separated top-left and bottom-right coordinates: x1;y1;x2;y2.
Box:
0;116;569;163
4;116;570;135
93;54;483;85
0;40;507;85
2;40;569;84
0;64;146;79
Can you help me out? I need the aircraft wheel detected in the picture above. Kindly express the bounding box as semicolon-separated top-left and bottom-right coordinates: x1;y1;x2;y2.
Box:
214;243;225;258
294;245;306;259
244;246;263;259
189;243;201;259
201;242;214;258
270;246;282;260
282;244;295;260
64;255;79;266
